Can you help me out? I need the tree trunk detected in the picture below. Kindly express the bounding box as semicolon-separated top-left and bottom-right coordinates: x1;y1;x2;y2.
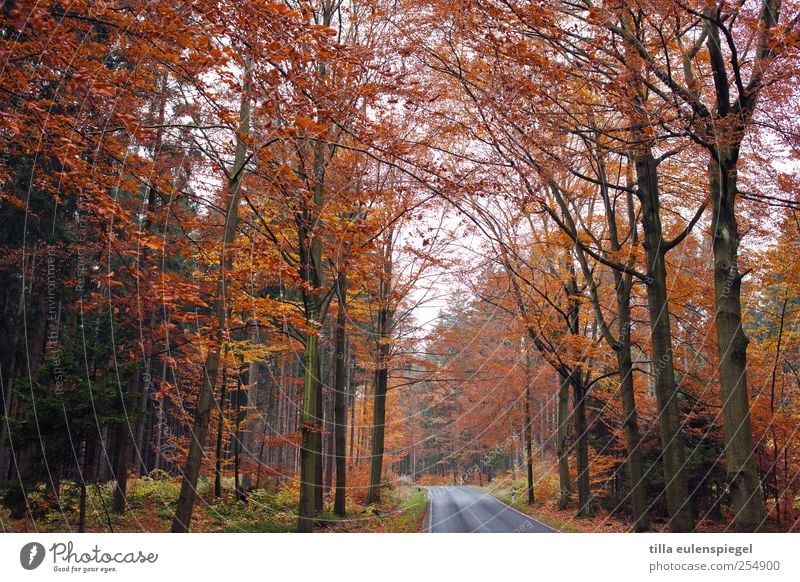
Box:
214;368;227;499
709;149;765;531
608;263;650;531
333;276;348;516
314;354;324;514
367;232;394;506
557;372;571;510
171;63;250;533
297;110;328;530
349;370;356;463
635;151;694;532
78;432;97;533
615;308;649;530
234;363;246;501
112;374;138;513
591;156;650;529
563;273;593;518
524;351;535;505
367;362;388;505
298;331;321;532
572;373;593;517
78;439;88;533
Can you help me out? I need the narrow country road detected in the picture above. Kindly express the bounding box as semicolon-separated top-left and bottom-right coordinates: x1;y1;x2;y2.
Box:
424;486;556;533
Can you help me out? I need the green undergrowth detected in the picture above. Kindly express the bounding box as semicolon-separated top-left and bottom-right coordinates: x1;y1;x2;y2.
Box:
1;476;430;533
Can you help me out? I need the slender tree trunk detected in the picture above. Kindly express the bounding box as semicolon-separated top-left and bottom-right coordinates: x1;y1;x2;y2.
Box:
214;368;227;499
524;350;535;505
154;363;167;472
333;275;348;516
367;234;393;506
112;374;138;512
171;63;250;532
563;274;593;518
78;439;88;533
557;372;571;510
636;151;694;532
769;298;787;524
584;154;650;529
572;372;593;517
597;244;651;531
314;353;324;513
234;363;245;501
349;374;356;463
709;148;765;531
322;388;333;496
615;295;649;531
78;479;88;533
172;286;224;529
78;432;97;533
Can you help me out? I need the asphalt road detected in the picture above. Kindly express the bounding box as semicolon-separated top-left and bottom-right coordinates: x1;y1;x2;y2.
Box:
425;486;556;533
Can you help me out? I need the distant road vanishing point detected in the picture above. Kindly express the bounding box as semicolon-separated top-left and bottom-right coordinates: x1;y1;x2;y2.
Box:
424;486;556;533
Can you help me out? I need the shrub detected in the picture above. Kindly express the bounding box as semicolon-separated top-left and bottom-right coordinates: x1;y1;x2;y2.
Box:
127;477;180;507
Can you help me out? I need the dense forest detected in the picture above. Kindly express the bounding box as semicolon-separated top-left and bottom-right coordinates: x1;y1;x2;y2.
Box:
1;0;799;533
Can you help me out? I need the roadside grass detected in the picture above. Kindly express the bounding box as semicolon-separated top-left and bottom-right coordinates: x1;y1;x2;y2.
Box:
389;487;428;532
481;473;630;533
489;491;579;532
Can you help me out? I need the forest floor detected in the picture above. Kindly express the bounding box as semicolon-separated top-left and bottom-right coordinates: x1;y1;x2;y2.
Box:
481;473;747;533
0;477;426;533
482;474;634;533
318;486;427;532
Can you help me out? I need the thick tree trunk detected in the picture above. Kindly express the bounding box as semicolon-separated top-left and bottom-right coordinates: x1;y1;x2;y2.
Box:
635;152;694;532
297;101;328;529
367;362;388;505
572;373;593;517
709;149;765;531
298;331;321;532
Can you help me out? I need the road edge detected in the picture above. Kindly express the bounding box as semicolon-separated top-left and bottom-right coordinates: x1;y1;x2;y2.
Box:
421;487;432;532
481;488;561;533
